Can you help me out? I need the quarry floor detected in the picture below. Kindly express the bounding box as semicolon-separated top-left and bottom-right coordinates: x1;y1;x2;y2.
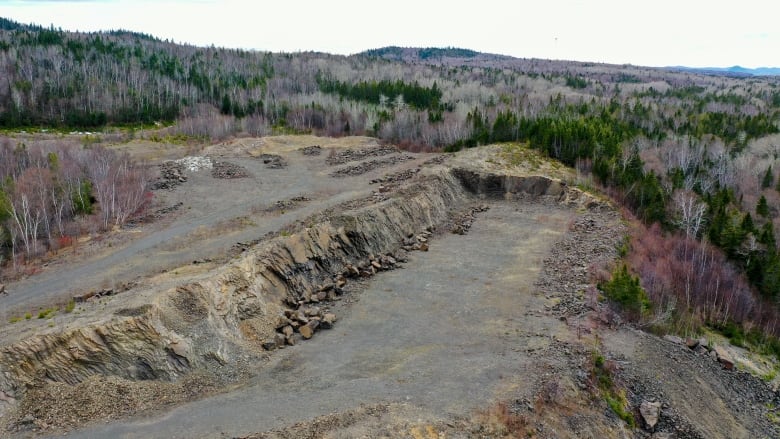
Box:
65;201;574;439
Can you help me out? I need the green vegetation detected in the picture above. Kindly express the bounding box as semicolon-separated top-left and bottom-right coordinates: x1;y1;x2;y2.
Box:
316;74;443;111
714;321;780;360
37;307;57;319
592;353;635;427
599;264;650;315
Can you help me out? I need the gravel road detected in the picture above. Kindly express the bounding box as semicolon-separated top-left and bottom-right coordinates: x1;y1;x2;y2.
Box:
1;145;431;316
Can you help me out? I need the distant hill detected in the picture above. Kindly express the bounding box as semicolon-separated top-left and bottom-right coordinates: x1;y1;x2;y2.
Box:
358;46;512;63
669;65;780;77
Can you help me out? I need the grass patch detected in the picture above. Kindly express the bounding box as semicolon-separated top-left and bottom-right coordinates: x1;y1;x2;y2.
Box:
592;352;636;427
37;307;58;319
65;299;76;313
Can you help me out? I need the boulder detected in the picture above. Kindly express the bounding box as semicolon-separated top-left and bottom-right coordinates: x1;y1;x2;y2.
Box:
299;324;315;339
639;400;662;430
304;306;321;317
320;313;337;329
262;338;278;351
663;335;684;345
275;315;292;330
713;345;735;370
286;334;301;346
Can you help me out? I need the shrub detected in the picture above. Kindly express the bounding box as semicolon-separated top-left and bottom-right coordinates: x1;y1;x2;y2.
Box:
599;264;650;315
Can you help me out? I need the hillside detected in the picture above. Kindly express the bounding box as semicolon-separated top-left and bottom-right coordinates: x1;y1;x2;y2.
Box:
0;16;780;438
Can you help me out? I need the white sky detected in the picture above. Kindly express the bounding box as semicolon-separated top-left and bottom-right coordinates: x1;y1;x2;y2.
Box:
0;0;777;68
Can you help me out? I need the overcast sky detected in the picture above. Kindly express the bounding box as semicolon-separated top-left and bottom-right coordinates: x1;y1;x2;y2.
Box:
0;0;776;68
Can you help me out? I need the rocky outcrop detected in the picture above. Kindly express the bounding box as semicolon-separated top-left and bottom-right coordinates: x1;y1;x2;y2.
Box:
451;168;598;207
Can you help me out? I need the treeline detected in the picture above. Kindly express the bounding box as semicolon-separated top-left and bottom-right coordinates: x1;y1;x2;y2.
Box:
316;75;443;111
0;141;149;263
0;19;273;129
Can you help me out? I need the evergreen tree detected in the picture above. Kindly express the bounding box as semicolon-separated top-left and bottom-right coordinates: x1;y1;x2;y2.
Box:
757;195;770;217
763;166;774;189
741;212;755;234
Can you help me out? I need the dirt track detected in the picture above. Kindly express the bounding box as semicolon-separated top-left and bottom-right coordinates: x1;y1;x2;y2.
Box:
0;137;432;316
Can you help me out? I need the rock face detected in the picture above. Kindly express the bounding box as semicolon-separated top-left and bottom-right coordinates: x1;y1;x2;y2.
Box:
452;168;593;207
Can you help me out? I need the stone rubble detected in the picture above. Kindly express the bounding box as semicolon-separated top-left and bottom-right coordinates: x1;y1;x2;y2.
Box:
369;168;420;185
259;154;287;169
211;161;250;179
450;204;490;235
326;145;398;166
151;161;187;190
330;155;415;178
300;145;322;156
175;156;213;172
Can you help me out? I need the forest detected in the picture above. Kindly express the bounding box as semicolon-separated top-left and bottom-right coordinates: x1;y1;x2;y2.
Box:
2;17;780;351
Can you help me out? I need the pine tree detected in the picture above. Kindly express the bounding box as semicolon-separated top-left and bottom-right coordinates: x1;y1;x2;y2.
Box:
741;212;755;234
757;195;770;218
763;166;774;189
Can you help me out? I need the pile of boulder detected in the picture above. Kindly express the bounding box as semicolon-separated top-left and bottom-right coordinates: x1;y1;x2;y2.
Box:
259;154;287;169
422;155;448;166
326;145;398;165
330;155;415;178
265;306;338;349
175;156;213;172
663;335;736;370
211;161;250;179
270;196;311;212
400;229;434;252
450;204;490;235
369;168;420;185
300;145;322;156
151;162;187;190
